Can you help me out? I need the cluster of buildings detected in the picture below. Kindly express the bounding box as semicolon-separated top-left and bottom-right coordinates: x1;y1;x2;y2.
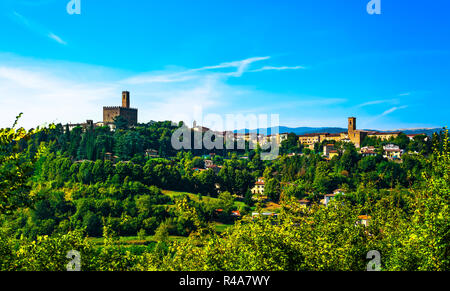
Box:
323;143;404;161
65;92;427;164
323;144;339;159
192;117;405;154
249;183;371;225
65;92;409;155
382;144;403;160
192;153;223;174
297;117;402;149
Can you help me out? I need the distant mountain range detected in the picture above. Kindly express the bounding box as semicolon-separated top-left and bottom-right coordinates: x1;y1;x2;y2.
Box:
234;126;445;136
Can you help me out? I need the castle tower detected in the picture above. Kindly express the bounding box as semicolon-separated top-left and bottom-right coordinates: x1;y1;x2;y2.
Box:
348;117;356;134
122;91;130;108
103;91;138;126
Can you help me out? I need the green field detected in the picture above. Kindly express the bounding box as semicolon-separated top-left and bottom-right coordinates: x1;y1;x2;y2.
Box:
214;222;234;233
88;235;186;246
162;190;247;209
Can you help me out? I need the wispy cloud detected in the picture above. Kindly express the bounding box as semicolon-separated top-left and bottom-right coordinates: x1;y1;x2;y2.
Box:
356;99;399;108
124;56;304;84
193;56;271;77
47;33;67;45
381;105;408;116
357;105;409;129
10;11;67;45
123;72;195;85
249;65;306;72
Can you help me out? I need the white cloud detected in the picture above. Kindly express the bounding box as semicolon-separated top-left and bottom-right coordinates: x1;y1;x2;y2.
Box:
0;54;305;129
356;99;399;108
0;66;117;128
10;11;67;45
123;56;306;86
47;33;67;45
249;65;306;72
124;73;196;85
125;56;274;85
381;105;408;116
193;56;271;77
0;55;120;128
126;75;235;128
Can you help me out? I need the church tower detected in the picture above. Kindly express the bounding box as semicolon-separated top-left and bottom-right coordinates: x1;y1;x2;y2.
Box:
348;117;356;135
347;117;366;148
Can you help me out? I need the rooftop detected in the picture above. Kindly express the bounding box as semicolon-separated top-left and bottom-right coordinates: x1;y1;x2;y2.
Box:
369;131;402;135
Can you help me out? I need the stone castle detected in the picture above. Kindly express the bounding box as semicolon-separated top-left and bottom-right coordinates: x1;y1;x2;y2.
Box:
103;91;138;126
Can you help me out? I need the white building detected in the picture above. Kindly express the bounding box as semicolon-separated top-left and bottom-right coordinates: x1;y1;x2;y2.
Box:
324;194;336;206
251;177;265;195
383;144;403;159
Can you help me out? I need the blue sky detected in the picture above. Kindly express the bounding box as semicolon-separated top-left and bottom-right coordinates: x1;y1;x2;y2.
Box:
0;0;449;130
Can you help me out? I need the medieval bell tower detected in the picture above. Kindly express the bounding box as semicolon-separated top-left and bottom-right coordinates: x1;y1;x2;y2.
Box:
348;117;356;135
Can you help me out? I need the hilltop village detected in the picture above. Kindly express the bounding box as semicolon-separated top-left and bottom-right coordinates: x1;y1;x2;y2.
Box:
60;91;432;214
65;91;427;162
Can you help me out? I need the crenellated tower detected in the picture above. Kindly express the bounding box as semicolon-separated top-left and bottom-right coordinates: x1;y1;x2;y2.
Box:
103;91;138;126
122;91;130;108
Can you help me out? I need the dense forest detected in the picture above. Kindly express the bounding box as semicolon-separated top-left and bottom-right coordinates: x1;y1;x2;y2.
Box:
0;114;448;271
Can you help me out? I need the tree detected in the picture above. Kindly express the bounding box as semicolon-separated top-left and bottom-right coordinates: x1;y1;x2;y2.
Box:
196;169;218;197
234;169;255;196
387;129;449;270
217;191;235;214
243;189;254;207
113;116;128;130
77;161;94;184
265;178;281;202
280;133;301;154
83;211;102;237
137;228;147;241
154;222;170;243
339;143;359;173
313;161;333;195
114;131;144;160
0;114;43;214
92;160;105;183
135;195;153;217
376;160;405;188
392;133;410;150
33;200;53;220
